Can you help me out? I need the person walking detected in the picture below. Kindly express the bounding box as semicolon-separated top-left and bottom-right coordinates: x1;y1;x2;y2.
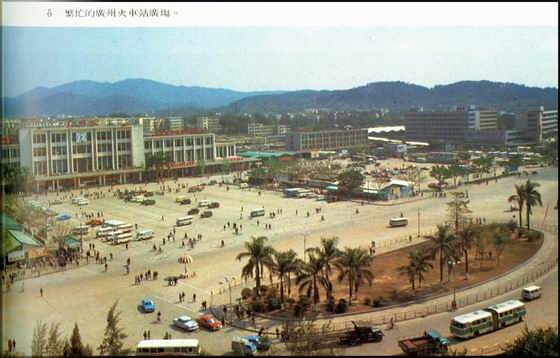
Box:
276;327;280;339
40;288;43;297
8;339;12;352
104;262;108;272
193;293;196;302
143;331;147;340
147;330;151;340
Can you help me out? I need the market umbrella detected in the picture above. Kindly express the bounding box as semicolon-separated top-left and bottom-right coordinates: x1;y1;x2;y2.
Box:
178;254;193;264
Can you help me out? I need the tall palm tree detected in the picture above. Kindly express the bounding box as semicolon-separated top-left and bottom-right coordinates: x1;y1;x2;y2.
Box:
458;225;478;276
296;253;330;306
271;250;300;303
236;236;275;297
428;225;459;285
509;183;526;228
413;249;433;288
398;257;416;291
306;237;341;300
523;180;543;230
335;247;374;305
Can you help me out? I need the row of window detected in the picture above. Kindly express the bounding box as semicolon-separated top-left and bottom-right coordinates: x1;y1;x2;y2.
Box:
498;307;524;318
2;148;20;159
144;137;213;150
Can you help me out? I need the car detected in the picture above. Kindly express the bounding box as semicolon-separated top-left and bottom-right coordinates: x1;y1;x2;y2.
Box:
188;187;199;193
141;298;155;313
50;199;63;205
188;208;199;215
245;335;272;351
200;211;213;218
142;199;156;205
208;180;218;186
196;314;222;331
173;316;199;331
86;218;105;226
77;199;89;206
180;198;192;205
45;208;58;216
316;195;326;201
208;202;220;209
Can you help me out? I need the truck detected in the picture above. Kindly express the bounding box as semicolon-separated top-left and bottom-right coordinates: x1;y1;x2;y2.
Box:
398;330;449;355
338;321;384;346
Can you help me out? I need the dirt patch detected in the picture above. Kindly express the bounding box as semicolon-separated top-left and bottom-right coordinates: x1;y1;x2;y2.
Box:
264;227;543;319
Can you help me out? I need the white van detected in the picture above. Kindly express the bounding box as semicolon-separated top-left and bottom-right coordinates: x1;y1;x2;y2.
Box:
132;195;145;203
239;183;249;189
316;195;326;201
176;196;187;203
77;199;89;206
72;197;84;204
176;216;194;226
136;229;155;241
250;208;265;218
198;200;210;208
521;285;542;301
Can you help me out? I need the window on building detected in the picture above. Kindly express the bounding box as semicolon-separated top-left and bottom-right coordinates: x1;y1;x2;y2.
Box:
186;138;193;146
154;140;162;149
33;133;46;144
196;138;203;146
2;148;10;159
144;141;152;150
52;146;67;156
165;139;173;148
175;139;183;147
205;137;213;145
33;147;47;157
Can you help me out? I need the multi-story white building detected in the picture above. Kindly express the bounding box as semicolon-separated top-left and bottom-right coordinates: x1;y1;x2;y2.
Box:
285;128;369;151
247;123;276;136
196;117;222;134
1;123;254;192
516;107;558;143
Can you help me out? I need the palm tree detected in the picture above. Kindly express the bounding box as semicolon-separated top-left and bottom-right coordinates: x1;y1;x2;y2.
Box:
413;249;433;288
398;257;416;291
509;183;526;228
271;250;300;303
236;236;275;297
458;225;478;276
335;247;374;305
428;225;459;285
296;253;330;306
145;152;173;180
523;180;543;230
306;237;341;300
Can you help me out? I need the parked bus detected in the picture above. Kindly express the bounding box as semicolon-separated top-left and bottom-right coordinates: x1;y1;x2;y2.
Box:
96;226;114;238
71;225;89;236
250;208;265;218
136;229;155;241
450;300;526;339
113;232;133;245
106;230;124;242
176;216;194;226
135;339;200;356
389;217;408;227
117;223;133;233
104;220;126;228
295;189;312;198
283;188;303;198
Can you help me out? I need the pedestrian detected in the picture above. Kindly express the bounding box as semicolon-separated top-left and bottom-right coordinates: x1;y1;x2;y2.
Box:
193;293;196;302
125;243;128;250
276;327;280;339
147;330;151;340
12;339;15;351
104;262;108;272
8;339;12;352
143;331;147;340
161;215;164;222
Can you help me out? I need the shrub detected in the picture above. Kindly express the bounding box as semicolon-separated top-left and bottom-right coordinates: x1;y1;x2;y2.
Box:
241;288;253;300
297;295;311;310
372;296;384;307
527;230;544;242
364;297;372;306
326;296;336;312
335;299;348;314
267;296;280;311
293;304;304;318
251;300;266;313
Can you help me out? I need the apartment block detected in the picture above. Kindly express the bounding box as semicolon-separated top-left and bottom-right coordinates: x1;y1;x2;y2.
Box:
516;107;558;143
285;128;369;151
196;117;222;134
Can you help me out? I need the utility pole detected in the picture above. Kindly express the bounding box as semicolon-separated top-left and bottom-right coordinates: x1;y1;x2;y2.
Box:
417;208;421;237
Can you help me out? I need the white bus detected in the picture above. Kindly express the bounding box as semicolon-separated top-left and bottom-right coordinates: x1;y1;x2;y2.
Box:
250;208;265;218
96;226;114;238
450;310;494;338
450;300;526;339
117;223;133;233
198;200;210;208
176;216;194;226
136;229;155;241
106;230;124;242
104;220;126;228
113;232;133;245
136;339;200;356
389;217;408;227
295;189;312;198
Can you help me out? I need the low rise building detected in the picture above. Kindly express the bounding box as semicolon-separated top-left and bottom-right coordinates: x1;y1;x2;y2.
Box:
285;128;369;151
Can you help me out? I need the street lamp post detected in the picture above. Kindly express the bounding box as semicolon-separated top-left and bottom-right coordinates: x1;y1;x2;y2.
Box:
417;208;422;237
225;277;233;309
303;232;309;263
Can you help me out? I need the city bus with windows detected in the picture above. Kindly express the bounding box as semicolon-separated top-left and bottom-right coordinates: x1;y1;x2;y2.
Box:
389;217;409;227
113;232;133;245
450;310;494;339
104;220;126;228
484;299;526;331
117;223;133;233
450;300;526;339
250;208;265;218
96;226;114;238
135;339;200;356
176;216;194;226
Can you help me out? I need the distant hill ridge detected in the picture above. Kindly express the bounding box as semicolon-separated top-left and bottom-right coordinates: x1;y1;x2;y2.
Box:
2;79;557;117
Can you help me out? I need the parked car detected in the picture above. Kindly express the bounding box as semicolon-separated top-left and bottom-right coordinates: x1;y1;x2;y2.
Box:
50;199;63;205
196;314;222;331
245;335;272;351
208;202;220;209
144;191;154;197
77;199;89;206
173;316;199;331
86;218;104;226
188;187;199;193
232;337;257;356
316;195;326;201
208;180;218;186
142;199;156;206
188;208;200;215
141;298;155;313
200;211;213;218
180;198;192;205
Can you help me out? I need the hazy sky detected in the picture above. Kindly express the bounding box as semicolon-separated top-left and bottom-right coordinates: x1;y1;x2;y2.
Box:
3;26;558;97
